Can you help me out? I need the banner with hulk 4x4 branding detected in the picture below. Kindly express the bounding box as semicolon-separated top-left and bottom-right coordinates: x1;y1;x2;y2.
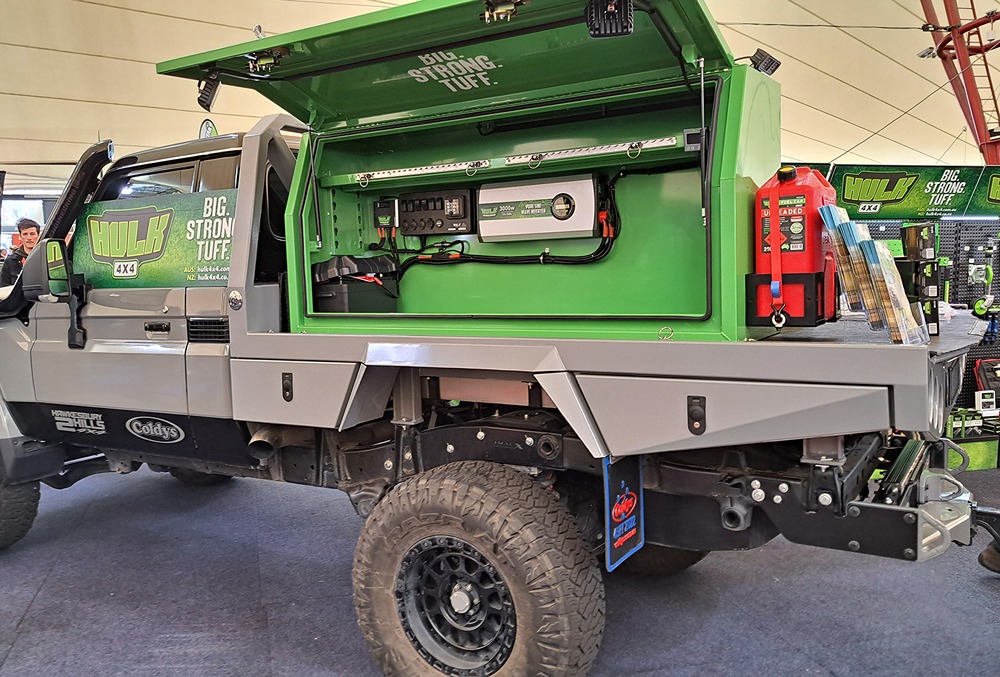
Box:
73;189;237;288
828;165;1000;220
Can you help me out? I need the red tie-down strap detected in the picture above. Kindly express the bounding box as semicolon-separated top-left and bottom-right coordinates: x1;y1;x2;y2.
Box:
766;182;787;327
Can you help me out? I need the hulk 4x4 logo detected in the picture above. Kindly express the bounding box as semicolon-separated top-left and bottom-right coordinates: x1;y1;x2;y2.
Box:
87;206;173;278
988;175;1000;204
841;171;918;214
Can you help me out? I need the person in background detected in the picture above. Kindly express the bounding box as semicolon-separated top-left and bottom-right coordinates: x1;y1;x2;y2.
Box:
0;248;7;263
0;218;40;286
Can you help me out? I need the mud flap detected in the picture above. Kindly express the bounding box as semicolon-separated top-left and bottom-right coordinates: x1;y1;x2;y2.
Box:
603;455;644;571
0;437;65;486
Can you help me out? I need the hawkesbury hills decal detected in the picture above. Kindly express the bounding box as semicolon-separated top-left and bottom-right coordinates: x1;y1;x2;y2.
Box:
52;409;106;435
74;189;237;288
407;51;501;92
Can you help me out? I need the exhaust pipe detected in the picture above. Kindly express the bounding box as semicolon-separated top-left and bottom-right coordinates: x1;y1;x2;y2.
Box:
248;425;312;460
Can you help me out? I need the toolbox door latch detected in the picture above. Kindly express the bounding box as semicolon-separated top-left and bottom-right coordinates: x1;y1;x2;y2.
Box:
687;396;706;435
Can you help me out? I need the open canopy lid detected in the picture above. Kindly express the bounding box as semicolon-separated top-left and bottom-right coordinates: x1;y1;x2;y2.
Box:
158;0;733;132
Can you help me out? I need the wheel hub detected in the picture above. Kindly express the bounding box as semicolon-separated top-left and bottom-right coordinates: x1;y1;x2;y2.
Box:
449;582;478;615
396;536;516;676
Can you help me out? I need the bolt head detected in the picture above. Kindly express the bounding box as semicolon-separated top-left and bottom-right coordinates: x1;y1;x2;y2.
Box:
903;548;916;560
903;513;916;525
848;540;861;552
773;495;783;504
818;493;833;506
750;480;761;490
848;506;861;517
476;431;485;441
383;459;393;470
446;443;455;454
778;483;789;493
751;488;766;502
403;451;412;461
525;436;535;447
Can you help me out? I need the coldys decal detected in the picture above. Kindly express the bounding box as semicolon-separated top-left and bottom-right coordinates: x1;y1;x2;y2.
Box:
126;416;185;444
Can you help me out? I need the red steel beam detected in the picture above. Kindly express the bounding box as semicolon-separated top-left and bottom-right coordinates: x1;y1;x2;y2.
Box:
922;0;1000;163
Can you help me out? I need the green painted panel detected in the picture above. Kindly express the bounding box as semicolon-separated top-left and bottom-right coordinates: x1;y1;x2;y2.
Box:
397;169;705;315
279;66;781;342
74;190;237;288
316;93;701;185
158;0;732;132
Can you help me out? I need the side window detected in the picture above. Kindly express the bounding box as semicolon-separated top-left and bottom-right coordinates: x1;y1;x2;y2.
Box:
76;155;240;290
197;156;240;191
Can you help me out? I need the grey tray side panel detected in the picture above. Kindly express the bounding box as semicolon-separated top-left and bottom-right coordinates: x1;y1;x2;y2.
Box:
230;359;357;427
576;375;892;455
226;332;932;431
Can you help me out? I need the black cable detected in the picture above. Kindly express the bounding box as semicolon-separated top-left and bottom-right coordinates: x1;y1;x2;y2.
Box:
722;22;949;31
830;55;985;164
934;126;968;164
634;0;695;92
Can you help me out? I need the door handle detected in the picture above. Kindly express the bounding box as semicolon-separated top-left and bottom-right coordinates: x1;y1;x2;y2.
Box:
144;321;171;333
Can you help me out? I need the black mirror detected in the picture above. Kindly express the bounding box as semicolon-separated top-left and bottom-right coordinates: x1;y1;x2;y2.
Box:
22;239;71;302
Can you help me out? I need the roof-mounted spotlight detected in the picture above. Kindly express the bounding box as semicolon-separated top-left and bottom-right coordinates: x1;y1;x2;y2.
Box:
587;0;634;38
197;70;220;112
749;48;781;76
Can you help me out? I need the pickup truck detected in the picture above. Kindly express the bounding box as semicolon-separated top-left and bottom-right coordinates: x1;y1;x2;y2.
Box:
1;1;998;675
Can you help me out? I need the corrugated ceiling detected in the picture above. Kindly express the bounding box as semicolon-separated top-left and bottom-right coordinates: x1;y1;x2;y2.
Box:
0;0;990;194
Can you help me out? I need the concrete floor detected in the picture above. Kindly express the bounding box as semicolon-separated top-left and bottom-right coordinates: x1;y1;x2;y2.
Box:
1;467;998;677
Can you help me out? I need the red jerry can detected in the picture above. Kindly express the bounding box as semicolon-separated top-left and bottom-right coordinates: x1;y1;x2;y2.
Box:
753;166;837;327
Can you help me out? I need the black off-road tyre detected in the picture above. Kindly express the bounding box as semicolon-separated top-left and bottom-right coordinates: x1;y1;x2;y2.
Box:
168;469;234;486
353;461;605;677
0;481;40;551
616;544;707;577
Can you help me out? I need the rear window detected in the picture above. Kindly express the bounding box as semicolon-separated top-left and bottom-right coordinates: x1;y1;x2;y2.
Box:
111;166;196;200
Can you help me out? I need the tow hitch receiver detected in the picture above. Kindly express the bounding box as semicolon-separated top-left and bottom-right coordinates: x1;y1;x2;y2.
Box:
755;440;976;562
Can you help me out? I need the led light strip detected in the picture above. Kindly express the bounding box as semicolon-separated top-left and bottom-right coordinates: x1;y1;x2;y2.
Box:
356;160;491;186
353;135;679;185
504;137;678;166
